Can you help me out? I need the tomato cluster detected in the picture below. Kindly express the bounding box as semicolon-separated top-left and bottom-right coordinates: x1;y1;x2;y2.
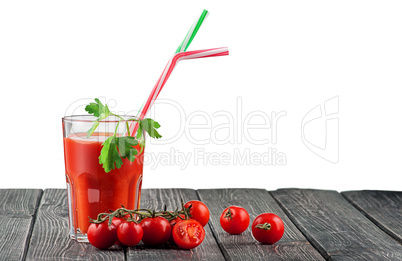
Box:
219;205;285;244
87;200;210;250
86;201;285;250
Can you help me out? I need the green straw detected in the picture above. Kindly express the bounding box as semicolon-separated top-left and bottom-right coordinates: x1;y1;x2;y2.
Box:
175;9;209;53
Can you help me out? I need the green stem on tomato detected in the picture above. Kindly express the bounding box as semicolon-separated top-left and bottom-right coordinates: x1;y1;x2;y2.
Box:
89;205;193;225
255;222;272;230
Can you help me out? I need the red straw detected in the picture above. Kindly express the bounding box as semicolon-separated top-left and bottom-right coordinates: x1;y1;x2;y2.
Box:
129;47;229;136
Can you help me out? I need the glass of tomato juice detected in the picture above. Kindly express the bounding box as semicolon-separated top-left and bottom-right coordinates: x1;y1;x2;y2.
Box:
62;115;144;242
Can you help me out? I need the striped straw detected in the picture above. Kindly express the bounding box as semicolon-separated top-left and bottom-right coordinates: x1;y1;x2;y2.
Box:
129;47;229;136
125;10;209;136
175;9;209;53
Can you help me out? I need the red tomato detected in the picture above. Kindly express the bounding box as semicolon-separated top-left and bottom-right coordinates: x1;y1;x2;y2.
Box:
252;213;284;244
87;222;118;249
140;217;171;246
184;200;210;227
117;221;143;247
112;217;126;227
172;219;205;249
169;214;185;244
112;217;126;246
220;206;250;234
169;214;185;227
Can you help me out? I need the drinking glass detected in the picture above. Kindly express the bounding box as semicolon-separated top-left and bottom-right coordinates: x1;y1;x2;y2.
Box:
62;115;144;242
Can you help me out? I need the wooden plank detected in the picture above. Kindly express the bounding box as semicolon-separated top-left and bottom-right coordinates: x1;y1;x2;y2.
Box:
127;188;225;261
0;189;42;261
197;188;325;261
342;190;402;244
0;189;42;217
25;189;125;261
271;189;402;260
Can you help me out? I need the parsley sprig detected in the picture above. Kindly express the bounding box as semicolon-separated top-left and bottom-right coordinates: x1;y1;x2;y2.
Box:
85;98;161;173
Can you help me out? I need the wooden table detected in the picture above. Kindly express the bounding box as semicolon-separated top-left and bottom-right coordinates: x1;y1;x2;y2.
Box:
0;188;401;261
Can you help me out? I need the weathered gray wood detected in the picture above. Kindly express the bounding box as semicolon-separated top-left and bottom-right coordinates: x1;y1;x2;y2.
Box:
342;190;402;244
0;189;42;261
0;189;42;217
271;189;402;261
197;188;325;261
127;188;225;261
3;188;401;261
25;189;125;261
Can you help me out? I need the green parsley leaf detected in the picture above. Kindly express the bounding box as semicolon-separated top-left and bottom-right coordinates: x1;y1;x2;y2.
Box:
85;98;112;120
99;136;123;173
117;136;138;162
85;98;113;138
139;118;162;139
84;98;162;172
136;124;143;140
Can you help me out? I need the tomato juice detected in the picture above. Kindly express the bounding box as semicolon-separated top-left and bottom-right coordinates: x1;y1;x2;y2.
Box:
63;132;143;241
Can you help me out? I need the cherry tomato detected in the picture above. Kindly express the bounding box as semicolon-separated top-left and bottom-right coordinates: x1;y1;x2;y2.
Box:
252;213;284;244
140;217;171;246
87;222;118;249
220;206;250;234
170;215;185;226
169;214;185;244
172;219;205;249
117;221;143;247
112;217;126;246
184;200;210;227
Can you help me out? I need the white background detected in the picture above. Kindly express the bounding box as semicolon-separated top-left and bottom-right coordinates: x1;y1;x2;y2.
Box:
0;1;401;191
